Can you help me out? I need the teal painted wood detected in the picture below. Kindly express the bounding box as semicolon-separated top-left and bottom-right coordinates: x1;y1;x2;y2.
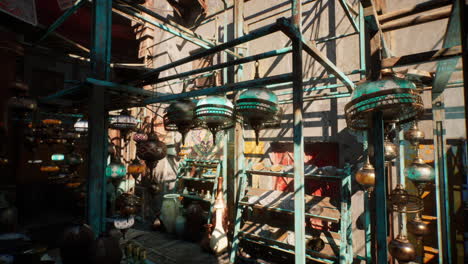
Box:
339;168;352;263
36;0;86;44
338;0;359;32
363;191;372;264
372;111;388;263
88;0;112;236
358;3;366;80
229;173;247;263
398;129;407;237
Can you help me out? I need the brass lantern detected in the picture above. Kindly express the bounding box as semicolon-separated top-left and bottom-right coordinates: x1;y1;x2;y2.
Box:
384;139;399;162
407;215;429;239
388;234;416;263
194;95;234;143
136;132;167;169
404;122;425;146
404;155;435;192
355;157;375;191
164;99;197;144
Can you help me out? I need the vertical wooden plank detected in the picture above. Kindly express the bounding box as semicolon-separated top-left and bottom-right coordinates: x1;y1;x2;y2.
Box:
372;111;388;263
88;0;112;235
291;1;305;263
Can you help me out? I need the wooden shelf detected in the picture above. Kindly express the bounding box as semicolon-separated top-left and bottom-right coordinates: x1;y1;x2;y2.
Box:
239;188;340;223
240;221;339;263
180;193;211;202
179;176;215;183
246;170;345;180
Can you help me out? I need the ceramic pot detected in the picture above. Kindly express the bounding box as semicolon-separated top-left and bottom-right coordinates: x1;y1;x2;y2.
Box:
185;201;204;242
160;194;181;234
60;224;94;264
174;208;186;239
90;235;122;264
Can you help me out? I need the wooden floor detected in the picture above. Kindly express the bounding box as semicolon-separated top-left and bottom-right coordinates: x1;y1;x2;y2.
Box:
125;225;230;264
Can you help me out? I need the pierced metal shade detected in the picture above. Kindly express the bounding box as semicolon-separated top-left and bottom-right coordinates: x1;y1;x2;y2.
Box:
236;87;279;145
109;109;138;131
404;156;435;185
164;99;196;144
136;132;167;169
344;77;424;130
74;119;88;133
195;96;234;143
106;157;127;178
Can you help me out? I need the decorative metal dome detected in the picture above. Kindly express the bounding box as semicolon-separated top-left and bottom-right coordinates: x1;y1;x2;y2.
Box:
236;86;278;145
404;122;425;146
109;109;138;132
384;139;399;161
355;157;375;190
136;132;167;169
195;95;234;143
74;118;88;133
404;155;435;186
164;99;197;144
388;234;416;263
344;77;424;130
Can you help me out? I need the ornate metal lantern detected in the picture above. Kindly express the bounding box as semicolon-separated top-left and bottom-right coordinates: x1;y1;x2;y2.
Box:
67;153;84;167
384;139;398;161
164;99;197;144
74;118;88;133
51;153;65;161
404;122;425;146
344;77;424;130
136;132;167;169
133;131;148;143
195;95;234;143
236;86;279;145
127;159;146;177
407;215;429;239
7;82;37;113
109;109;138;135
404;155;435;190
355;157;375;191
388;234;416;263
388;184;423;213
106;156;127;178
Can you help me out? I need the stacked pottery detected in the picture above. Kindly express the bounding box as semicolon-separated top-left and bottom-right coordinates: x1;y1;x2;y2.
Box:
160;194;181;234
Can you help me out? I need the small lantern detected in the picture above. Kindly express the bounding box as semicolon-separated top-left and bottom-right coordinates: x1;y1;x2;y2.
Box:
40;163;60;173
51;153;65;161
164;99;197;144
195;96;234;143
74;118;88;133
404;155;435;192
106;157;127;178
136;132;167;169
127;159;146;177
109;109;138;132
404;122;425;146
355;157;375;191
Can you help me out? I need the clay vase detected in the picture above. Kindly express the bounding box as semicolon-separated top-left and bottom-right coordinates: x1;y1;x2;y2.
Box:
200;224;213;252
174;207;186;239
185;201;205;242
160;194;181;234
59;224;95;264
90;235;122;264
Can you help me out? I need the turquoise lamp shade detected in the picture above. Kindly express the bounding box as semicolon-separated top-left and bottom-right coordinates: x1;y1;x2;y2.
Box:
74;119;88;133
404;156;435;185
51;153;65;161
106;159;127;178
195;95;234;143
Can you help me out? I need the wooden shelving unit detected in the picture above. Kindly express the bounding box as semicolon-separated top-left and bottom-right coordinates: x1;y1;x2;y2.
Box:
172;158;221;224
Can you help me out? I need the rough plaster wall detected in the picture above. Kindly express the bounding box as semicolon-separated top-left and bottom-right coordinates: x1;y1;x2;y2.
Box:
143;0;465;259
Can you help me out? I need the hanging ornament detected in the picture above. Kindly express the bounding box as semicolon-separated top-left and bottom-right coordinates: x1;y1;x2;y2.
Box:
7;82;37;113
136;119;167;169
384;138;399;162
195;95;234;144
51;153;65;162
106;156;127;178
345;76;424;130
127;159;146;177
235;61;279;145
355;156;375;191
404;122;425;146
407;215;429;239
66;153;84;167
133;130;148;143
109;109;138;139
404;154;435;192
74;118;88;134
388;234;416;263
164;99;197;144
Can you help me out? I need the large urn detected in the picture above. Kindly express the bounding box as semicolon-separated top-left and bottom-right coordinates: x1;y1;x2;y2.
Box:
160;194;181;234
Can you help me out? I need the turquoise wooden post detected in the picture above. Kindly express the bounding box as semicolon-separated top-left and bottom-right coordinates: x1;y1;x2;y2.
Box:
372;111;388;263
88;0;112;235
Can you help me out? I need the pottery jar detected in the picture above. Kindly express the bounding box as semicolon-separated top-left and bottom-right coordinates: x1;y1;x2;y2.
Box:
160;194;181;234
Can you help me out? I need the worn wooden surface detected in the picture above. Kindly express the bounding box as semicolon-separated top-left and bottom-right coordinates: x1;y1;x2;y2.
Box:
125;227;229;264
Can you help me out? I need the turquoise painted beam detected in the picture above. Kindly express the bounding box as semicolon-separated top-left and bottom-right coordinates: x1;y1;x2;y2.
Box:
291;1;306;263
155;47;292;84
127;20;284;86
142;73;293;105
36;0;86;44
88;0;112;236
338;0;359;32
86;78;170;97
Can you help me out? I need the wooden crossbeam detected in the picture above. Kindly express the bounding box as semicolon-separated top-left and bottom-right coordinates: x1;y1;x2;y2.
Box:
381;45;462;68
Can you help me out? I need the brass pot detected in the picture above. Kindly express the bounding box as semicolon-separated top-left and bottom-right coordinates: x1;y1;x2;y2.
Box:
407;216;429;238
388;234;416;262
355;159;375;189
384;139;399;161
404;123;425;146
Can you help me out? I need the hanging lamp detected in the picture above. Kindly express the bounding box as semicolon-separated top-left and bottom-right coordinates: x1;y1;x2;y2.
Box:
74;118;88;134
235;61;279;145
355;155;375;191
195;95;234;143
109;109;138;140
404;122;425;146
105;155;127;178
136;118;167;169
344;76;424;130
163;99;197;144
